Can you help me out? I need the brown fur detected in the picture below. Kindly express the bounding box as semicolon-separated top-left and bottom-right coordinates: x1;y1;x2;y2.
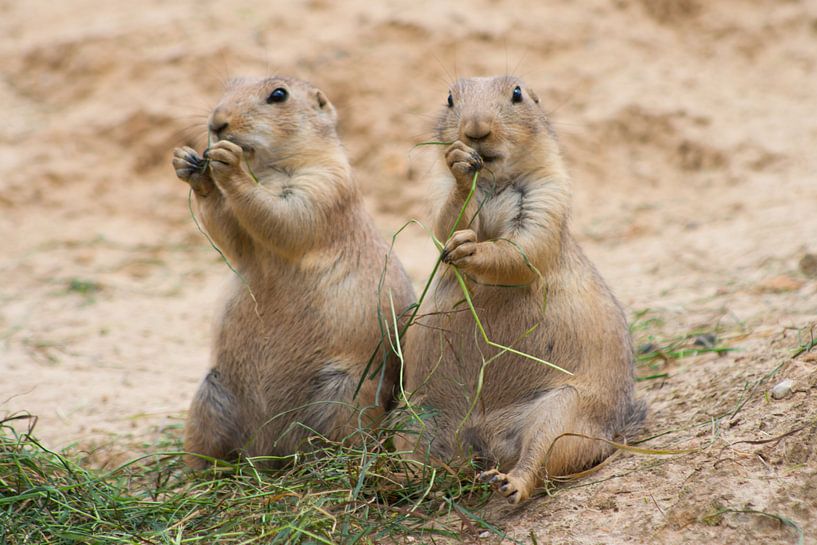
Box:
397;76;645;503
171;76;415;468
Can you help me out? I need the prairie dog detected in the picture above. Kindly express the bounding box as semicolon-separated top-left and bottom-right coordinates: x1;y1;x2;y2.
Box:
171;76;414;467
399;76;645;503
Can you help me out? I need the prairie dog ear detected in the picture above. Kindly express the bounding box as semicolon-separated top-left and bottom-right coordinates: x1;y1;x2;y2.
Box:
314;89;337;121
528;88;540;104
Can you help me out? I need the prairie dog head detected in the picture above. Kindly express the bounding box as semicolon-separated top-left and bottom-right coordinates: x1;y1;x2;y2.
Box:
436;76;560;181
207;76;340;173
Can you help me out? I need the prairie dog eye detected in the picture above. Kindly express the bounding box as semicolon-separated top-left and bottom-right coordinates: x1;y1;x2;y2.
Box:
512;86;523;104
447;92;454;108
267;88;288;104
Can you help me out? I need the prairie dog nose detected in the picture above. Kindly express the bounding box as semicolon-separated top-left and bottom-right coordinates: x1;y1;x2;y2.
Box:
208;107;230;138
463;116;492;141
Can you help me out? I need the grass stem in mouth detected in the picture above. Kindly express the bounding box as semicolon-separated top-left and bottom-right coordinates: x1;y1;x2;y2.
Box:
411;141;454;149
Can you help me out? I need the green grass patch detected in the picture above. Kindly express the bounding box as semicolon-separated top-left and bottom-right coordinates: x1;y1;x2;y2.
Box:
66;279;101;296
64;278;103;304
630;309;736;382
0;415;512;544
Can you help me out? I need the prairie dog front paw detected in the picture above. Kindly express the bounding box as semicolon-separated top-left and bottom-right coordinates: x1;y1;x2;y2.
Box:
445;140;483;192
172;146;215;196
205;140;251;191
442;229;479;270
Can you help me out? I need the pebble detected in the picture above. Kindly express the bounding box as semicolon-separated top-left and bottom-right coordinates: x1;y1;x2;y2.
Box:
693;333;717;349
638;342;658;355
770;379;794;400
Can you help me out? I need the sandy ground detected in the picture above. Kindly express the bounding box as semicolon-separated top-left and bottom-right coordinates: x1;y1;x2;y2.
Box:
2;0;816;542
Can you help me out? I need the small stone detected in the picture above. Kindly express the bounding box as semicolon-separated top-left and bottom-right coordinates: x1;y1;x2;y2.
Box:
479;531;491;539
727;417;741;428
770;379;794;400
799;253;817;278
638;342;658;355
693;333;717;349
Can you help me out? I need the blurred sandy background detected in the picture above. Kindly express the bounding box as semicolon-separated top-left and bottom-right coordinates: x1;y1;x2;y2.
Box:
2;0;816;542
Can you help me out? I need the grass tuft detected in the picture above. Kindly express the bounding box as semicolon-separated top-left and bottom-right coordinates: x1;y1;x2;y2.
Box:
630;309;736;382
0;414;516;544
66;278;102;296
